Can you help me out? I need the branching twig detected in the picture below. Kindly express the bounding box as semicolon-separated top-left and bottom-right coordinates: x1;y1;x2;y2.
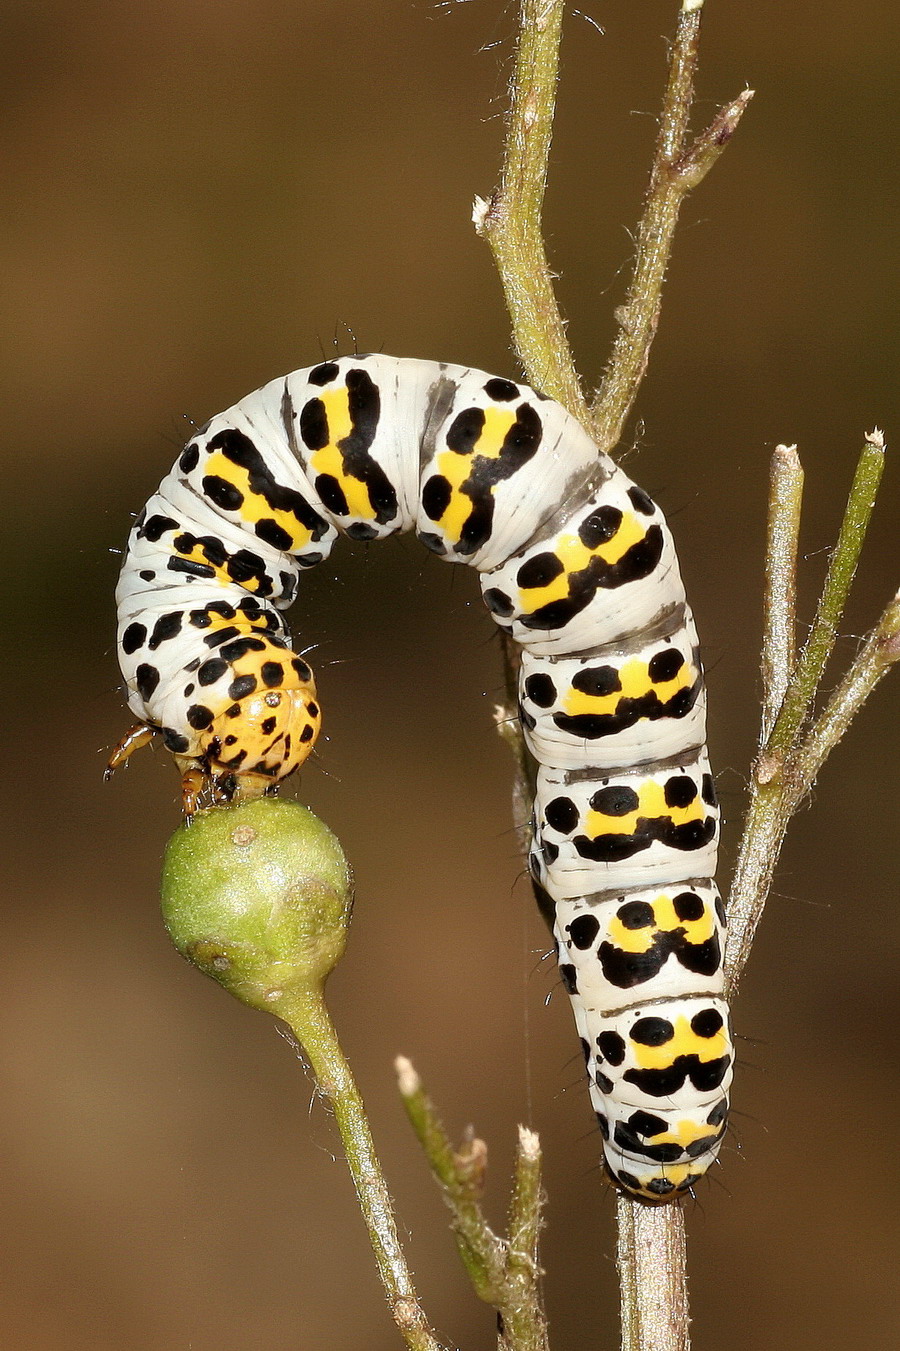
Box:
590;4;752;452
280;997;447;1351
757;432;885;780
473;5;898;1351
726;431;893;991
477;6;751;1351
396;1058;549;1351
792;588;900;786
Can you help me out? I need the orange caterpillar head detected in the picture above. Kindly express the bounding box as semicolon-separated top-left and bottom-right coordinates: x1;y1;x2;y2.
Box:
198;655;321;798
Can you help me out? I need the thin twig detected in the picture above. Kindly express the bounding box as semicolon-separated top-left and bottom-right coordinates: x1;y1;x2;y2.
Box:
395;1056;507;1302
276;997;446;1351
723;762;795;996
396;1059;549;1351
477;7;750;1351
761;445;804;742
758;431;885;780
791;588;900;786
590;8;752;453
474;0;588;420
503;1128;548;1351
727;430;893;993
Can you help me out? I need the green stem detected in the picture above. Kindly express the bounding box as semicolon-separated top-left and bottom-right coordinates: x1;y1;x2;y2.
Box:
590;4;696;448
590;13;752;453
503;1128;549;1351
727;431;894;994
395;1056;507;1303
724;762;797;994
474;0;588;420
725;604;899;991
278;995;445;1351
791;589;900;793
760;432;885;778
396;1061;549;1351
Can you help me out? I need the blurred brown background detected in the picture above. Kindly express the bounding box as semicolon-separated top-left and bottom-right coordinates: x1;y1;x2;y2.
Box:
3;1;898;1347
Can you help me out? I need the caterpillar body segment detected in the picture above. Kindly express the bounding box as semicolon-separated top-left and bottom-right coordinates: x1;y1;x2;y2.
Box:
517;616;707;771
114;353;732;1201
530;753;719;899
479;471;685;657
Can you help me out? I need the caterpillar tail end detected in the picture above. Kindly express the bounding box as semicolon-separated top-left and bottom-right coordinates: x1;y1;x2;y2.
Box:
608;1158;708;1204
601;1118;727;1204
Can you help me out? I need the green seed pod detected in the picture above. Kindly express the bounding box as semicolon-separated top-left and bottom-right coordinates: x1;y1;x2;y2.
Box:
161;798;353;1015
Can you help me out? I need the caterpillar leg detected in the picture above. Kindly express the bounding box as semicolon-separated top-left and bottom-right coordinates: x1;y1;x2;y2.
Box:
105;722;158;780
177;763;211;818
174;759;276;819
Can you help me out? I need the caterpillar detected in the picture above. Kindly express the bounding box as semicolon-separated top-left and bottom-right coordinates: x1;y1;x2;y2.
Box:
112;354;732;1201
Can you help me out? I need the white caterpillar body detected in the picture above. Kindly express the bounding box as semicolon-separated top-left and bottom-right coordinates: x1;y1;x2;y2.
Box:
115;355;732;1200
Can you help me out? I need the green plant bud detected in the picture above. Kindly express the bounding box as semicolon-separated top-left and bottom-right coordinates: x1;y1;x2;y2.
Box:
161;798;353;1014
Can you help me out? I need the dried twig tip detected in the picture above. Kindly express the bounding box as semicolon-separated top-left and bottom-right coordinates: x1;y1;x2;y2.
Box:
517;1125;541;1160
394;1055;421;1097
454;1133;489;1194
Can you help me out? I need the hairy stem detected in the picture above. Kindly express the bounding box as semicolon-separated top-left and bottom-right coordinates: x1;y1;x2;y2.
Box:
792;589;900;785
727;432;895;993
503;1127;548;1351
474;0;588;421
396;1055;507;1302
478;6;749;1351
590;9;752;452
396;1059;549;1351
760;446;804;742
617;1199;690;1351
278;996;446;1351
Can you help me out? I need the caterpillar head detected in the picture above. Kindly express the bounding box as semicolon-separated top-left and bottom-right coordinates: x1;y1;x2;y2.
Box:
199;670;321;798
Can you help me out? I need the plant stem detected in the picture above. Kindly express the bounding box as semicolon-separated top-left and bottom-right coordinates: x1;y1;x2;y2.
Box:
759;431;885;780
396;1059;549;1351
278;995;445;1351
478;7;749;1351
503;1128;548;1351
723;758;798;994
590;10;752;452
396;1056;507;1302
725;589;900;990
792;589;900;786
474;0;588;422
477;0;899;1344
727;432;894;993
760;446;804;742
617;1199;690;1351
